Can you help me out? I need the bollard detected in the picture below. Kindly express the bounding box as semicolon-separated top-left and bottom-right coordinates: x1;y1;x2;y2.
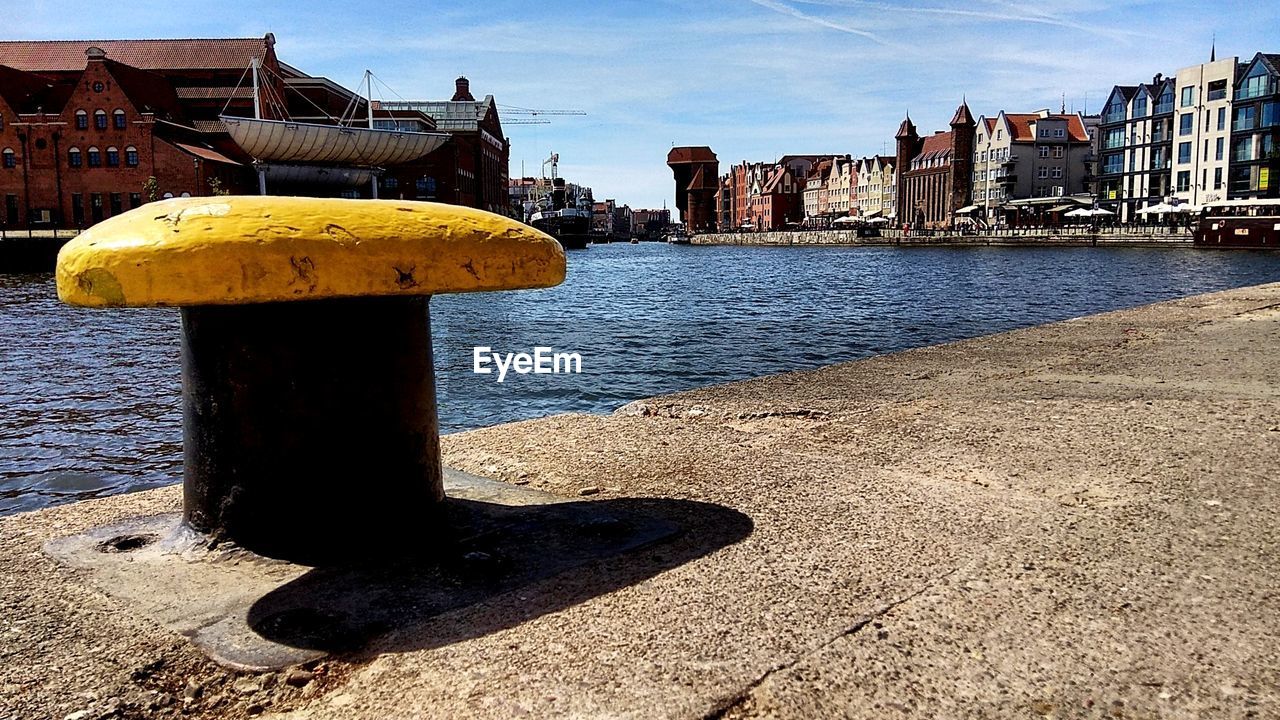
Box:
55;196;566;561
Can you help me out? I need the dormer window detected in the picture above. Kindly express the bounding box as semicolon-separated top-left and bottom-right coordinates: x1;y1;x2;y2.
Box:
68;147;82;167
76;110;88;129
94;110;108;130
113;109;126;129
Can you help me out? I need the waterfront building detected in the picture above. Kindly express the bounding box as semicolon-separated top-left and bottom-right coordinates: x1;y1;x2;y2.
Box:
853;155;895;219
1228;52;1280;200
1096;75;1176;221
970;109;1097;225
825;156;855;218
666;146;718;233
747;163;803;231
378;77;512;215
894;102;975;230
630;207;670;239
0;36;508;230
802;158;832;221
1097;49;1280;221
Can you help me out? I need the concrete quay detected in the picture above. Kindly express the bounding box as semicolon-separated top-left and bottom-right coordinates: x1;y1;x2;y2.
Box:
693;229;1193;248
3;282;1280;718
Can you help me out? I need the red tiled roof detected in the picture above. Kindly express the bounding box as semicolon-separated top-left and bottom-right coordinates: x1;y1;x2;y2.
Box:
102;58;184;119
919;131;953;156
1002;113;1090;143
983;117;997;134
667;146;717;164
0;38;271;72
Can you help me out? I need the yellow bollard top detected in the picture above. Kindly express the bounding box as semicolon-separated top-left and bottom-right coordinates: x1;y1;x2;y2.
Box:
56;196;567;307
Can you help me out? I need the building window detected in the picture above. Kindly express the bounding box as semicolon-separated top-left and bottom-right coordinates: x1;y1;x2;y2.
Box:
1263;101;1280;128
1051;168;1063;179
75;110;88;129
1;148;14;169
113;109;126;129
1103;127;1125;149
1216;137;1224;161
1053;128;1065;138
1207;79;1227;102
1236;65;1272;101
1037;167;1048;179
129;192;142;208
1155;87;1174;114
1178;113;1193;135
109;193;123;216
6;194;19;225
1180;86;1195;107
1232;136;1254;162
1177;142;1191;164
1152;146;1168;169
106;147;119;167
1132;94;1148;118
1052;146;1064;159
1176;170;1190;192
88;147;101;167
1038;146;1049;158
1217;107;1226;131
125;146;138;167
71;193;84;226
1233;105;1257;132
68;147;82;167
1103;94;1126;123
94;109;107;130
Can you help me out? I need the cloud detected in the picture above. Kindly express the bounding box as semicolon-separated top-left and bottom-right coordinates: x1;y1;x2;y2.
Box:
743;0;891;45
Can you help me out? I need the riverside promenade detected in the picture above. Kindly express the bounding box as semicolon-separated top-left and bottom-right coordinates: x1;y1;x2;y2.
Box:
694;226;1193;247
3;283;1279;718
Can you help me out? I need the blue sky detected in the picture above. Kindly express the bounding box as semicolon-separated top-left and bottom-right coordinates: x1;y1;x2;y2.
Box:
10;0;1279;209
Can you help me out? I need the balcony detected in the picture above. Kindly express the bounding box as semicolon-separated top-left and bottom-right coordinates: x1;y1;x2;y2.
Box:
1000;154;1018;165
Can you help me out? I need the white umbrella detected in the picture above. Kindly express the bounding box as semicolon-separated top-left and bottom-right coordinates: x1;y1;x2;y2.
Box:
1091;208;1115;216
867;217;890;225
1137;203;1174;215
1064;208;1092;217
832;216;859;225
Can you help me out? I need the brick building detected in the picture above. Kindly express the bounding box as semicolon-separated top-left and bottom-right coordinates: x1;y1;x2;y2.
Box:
0;37;510;230
0;37;278;229
895;102;976;229
666;146;718;232
378;77;511;215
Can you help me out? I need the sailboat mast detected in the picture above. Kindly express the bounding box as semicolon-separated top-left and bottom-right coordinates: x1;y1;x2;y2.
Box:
251;57;266;195
366;70;379;200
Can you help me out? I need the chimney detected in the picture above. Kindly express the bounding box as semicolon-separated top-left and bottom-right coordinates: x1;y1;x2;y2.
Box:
452;76;474;102
1153;73;1163;85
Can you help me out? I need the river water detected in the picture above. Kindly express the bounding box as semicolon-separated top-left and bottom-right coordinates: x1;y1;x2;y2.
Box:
3;243;1279;515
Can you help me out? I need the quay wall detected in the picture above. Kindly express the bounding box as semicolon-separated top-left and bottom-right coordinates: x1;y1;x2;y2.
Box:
692;230;1194;248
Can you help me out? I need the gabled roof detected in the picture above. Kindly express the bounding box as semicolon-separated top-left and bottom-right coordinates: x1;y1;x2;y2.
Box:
101;58;184;119
763;165;792;194
950;102;975;127
1000;112;1090;142
919;131;953;158
0;64;68;114
0;37;273;72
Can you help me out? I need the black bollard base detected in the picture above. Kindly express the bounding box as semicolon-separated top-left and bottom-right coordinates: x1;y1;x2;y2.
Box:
180;296;444;562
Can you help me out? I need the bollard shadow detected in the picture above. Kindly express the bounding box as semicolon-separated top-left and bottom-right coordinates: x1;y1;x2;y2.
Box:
245;495;753;659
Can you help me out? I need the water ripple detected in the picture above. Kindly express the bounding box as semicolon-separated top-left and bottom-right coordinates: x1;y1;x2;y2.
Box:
3;244;1280;515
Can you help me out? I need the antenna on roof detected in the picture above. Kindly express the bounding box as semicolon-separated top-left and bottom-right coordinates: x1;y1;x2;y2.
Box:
1210;32;1216;62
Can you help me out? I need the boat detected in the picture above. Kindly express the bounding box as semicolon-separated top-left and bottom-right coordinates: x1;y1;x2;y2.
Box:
219;59;448;196
1192;199;1280;248
666;228;690;244
525;153;591;250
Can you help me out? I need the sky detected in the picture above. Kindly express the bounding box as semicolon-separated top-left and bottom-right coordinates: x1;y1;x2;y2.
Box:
9;0;1280;210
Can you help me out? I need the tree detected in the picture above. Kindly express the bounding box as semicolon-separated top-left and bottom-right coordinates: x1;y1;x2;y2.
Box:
207;177;230;196
142;176;159;203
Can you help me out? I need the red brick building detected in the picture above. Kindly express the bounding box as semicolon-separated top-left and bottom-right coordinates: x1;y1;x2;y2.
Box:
666;146;718;233
894;102;976;230
377;77;511;215
0;37;511;230
0;38;278;229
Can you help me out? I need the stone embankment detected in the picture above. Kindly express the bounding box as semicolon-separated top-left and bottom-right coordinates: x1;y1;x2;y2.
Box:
3;282;1279;718
694;229;1193;247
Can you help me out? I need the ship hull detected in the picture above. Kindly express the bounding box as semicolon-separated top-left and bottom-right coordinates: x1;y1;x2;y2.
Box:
530;211;592;250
